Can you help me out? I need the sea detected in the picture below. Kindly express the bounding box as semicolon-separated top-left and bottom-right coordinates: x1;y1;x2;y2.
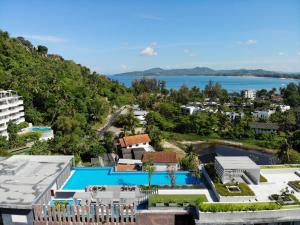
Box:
109;75;297;92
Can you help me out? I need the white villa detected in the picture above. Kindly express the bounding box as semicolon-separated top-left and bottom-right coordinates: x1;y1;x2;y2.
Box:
0;90;25;138
133;110;148;125
224;111;245;121
180;105;201;115
116;134;153;152
252;109;276;119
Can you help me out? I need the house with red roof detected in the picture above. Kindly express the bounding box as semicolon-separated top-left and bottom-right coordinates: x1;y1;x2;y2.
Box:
142;151;179;171
116;134;153;152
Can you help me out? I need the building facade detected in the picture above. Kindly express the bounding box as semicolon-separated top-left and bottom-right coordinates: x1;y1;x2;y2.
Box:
0;90;25;138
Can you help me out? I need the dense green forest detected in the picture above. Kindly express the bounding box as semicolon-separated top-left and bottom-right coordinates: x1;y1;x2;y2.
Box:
0;30;133;157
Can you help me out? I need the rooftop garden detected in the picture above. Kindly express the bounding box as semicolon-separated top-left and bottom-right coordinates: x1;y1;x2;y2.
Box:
198;202;281;212
149;194;207;207
204;164;255;196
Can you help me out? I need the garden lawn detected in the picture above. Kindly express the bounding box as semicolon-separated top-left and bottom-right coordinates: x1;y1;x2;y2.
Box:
260;174;268;182
149;194;207;206
288;181;300;191
215;183;255;196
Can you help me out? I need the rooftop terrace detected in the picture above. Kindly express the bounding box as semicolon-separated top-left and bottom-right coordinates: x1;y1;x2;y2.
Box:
0;155;73;209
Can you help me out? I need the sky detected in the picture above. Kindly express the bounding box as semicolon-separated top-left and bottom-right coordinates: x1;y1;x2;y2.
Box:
0;0;300;74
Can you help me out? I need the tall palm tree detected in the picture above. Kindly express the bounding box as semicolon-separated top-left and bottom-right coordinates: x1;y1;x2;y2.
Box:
144;163;156;187
277;139;290;164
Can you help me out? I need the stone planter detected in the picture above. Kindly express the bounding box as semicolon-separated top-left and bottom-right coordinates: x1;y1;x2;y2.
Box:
168;203;178;207
183;202;190;207
155;203;164;207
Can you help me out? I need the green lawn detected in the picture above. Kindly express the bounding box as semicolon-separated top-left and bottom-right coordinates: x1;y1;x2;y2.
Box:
288;181;300;191
261;165;300;169
149;194;207;207
163;131;209;141
215;182;255;196
199;202;281;212
259;174;268;182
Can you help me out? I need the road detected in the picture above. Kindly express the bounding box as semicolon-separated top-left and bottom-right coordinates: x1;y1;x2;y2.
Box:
97;106;126;138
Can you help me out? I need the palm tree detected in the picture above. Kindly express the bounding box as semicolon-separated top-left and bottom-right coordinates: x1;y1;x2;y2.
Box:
144;163;156;187
185;144;196;156
277;139;290;163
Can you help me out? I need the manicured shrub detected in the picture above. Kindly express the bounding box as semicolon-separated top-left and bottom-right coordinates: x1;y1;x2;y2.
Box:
199;202;281;212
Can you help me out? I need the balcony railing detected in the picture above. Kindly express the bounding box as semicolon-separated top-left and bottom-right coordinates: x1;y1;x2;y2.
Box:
33;204;136;225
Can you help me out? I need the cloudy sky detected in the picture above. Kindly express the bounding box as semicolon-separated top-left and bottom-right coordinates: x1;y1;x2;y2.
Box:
0;0;300;74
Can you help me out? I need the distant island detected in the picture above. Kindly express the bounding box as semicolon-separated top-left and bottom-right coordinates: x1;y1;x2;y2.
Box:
114;67;300;79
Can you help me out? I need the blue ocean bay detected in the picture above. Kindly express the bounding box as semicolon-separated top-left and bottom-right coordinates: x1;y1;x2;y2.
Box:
109;75;296;91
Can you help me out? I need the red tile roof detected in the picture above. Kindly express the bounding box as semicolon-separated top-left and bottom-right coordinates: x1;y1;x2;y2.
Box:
118;134;151;148
142;152;177;163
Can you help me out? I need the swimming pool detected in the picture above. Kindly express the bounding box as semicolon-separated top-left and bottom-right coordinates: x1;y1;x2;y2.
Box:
62;168;201;190
30;127;52;132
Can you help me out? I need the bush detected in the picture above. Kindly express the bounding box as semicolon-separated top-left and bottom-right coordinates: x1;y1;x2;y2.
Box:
19;131;42;142
17;121;29;131
199;202;281;212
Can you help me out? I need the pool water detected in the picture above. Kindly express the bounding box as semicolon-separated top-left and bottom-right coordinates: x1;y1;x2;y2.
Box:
49;199;80;205
30;127;51;132
63;168;201;190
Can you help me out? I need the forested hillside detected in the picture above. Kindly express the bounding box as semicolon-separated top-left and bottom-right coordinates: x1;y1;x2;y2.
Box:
0;30;133;156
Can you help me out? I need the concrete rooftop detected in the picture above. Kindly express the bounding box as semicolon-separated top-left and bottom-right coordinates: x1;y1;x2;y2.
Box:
0;155;73;209
215;156;259;170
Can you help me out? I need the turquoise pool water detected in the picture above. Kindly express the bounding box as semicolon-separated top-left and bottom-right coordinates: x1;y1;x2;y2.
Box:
49;199;80;205
30;127;51;132
63;168;201;190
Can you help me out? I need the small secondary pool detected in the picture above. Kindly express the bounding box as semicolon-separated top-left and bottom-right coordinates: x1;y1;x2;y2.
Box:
49;199;81;205
63;168;201;190
30;127;52;132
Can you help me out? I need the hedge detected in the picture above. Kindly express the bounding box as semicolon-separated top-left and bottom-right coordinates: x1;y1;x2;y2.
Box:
149;194;207;206
199;202;281;212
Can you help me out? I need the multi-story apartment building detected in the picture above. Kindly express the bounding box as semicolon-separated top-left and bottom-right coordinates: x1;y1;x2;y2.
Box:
0;90;25;138
242;89;256;100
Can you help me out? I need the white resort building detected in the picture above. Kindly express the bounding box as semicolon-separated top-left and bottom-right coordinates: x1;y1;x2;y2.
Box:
0;90;25;138
242;89;256;100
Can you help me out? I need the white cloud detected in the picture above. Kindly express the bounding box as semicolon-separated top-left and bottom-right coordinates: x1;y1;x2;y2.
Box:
121;64;128;70
21;34;66;43
183;49;190;54
140;43;158;56
138;14;163;21
183;49;196;57
278;52;285;56
297;51;300;55
237;39;257;45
